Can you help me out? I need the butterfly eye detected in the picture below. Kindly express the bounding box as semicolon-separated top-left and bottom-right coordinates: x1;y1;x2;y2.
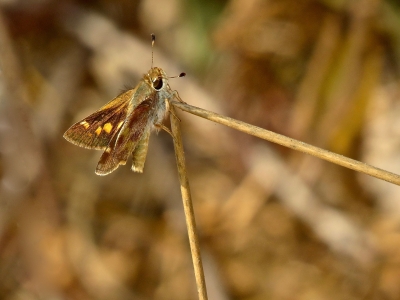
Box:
152;77;163;90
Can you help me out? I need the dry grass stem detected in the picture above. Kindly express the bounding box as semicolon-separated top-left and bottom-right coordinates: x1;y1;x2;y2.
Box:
170;106;208;300
172;101;400;186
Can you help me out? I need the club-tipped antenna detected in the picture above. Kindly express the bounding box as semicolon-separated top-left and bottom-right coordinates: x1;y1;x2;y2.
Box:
151;34;185;79
151;33;155;68
169;72;186;79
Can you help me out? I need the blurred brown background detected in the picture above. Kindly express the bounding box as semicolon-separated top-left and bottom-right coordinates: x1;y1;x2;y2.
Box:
1;0;400;299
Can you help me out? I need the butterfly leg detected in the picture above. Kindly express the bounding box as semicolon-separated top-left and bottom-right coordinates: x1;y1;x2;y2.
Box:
172;90;186;103
155;123;173;138
166;98;181;122
169;108;181;122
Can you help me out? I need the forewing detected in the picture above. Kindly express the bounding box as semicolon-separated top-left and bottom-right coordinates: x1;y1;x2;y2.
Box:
63;89;135;150
95;98;154;175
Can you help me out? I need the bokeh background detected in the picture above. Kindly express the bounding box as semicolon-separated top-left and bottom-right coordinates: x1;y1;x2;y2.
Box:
1;0;400;299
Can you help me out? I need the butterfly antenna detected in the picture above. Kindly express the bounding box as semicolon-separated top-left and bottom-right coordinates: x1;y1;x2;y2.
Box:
151;33;185;79
151;33;155;68
169;72;186;79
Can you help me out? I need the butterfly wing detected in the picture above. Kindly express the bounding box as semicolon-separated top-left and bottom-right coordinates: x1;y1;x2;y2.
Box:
95;97;155;175
131;130;150;173
63;89;136;150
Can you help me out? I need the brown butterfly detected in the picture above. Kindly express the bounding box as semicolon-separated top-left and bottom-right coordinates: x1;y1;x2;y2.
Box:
63;34;184;175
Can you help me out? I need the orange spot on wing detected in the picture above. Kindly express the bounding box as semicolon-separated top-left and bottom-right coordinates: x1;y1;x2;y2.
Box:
103;123;113;133
95;126;102;136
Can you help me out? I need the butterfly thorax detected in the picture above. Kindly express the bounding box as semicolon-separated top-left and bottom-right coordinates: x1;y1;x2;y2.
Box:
141;67;174;127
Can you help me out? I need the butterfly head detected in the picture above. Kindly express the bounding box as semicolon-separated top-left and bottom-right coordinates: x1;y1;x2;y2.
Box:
146;67;168;92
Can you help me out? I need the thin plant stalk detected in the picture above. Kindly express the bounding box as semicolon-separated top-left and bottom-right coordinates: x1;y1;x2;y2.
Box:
170;106;208;300
172;101;400;186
